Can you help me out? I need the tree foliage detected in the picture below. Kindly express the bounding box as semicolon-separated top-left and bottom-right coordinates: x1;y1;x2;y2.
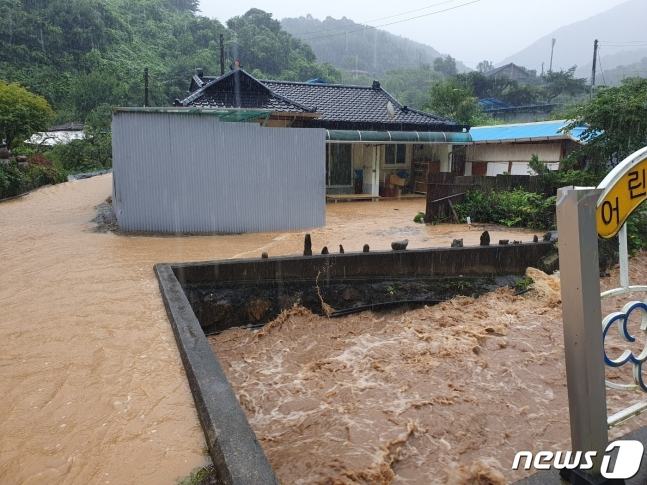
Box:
0;2;342;122
433;55;458;77
542;66;588;103
0;81;54;146
423;78;482;125
381;64;443;110
453;71;540;106
563;77;647;171
476;60;494;73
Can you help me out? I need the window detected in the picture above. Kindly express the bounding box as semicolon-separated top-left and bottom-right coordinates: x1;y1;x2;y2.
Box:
326;144;352;186
384;144;407;165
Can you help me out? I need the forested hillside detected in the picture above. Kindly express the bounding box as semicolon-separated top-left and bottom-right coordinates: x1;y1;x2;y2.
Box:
0;2;342;123
281;15;470;79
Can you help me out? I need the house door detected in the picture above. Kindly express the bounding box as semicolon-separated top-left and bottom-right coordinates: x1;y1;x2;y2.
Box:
451;147;466;175
363;146;380;196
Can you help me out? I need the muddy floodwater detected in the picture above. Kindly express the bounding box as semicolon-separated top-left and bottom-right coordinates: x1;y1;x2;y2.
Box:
0;174;538;484
209;258;647;484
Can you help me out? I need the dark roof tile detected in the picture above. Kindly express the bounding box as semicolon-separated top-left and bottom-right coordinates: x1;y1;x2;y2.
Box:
179;69;464;131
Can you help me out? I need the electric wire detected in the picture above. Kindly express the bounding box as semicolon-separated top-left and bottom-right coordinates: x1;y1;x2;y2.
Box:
296;0;462;39
597;48;606;86
298;0;481;42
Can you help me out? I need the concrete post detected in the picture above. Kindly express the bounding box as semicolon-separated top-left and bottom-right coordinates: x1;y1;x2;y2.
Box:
556;186;609;484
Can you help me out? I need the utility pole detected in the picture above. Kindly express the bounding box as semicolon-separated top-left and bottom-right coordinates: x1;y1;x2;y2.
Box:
144;67;149;107
220;33;225;76
541;62;544;77
590;39;598;99
549;37;556;72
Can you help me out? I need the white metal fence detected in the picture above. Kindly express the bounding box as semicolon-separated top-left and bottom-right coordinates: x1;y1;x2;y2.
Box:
112;109;326;233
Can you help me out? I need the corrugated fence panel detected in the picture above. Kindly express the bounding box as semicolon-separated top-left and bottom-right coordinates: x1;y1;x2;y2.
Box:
112;112;326;233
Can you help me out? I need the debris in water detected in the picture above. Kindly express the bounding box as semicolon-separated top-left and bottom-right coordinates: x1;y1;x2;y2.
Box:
363;244;370;252
321;246;329;255
451;238;463;248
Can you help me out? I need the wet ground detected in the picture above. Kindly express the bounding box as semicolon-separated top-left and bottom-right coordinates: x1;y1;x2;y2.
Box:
0;174;539;485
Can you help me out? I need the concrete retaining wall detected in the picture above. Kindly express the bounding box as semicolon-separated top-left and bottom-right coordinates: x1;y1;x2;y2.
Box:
156;242;553;483
171;242;553;286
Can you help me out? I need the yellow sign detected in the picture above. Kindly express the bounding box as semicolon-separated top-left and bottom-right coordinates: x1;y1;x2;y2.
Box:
597;157;647;238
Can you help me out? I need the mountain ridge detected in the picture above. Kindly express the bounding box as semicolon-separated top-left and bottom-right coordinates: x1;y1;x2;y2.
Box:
497;0;647;77
281;15;470;79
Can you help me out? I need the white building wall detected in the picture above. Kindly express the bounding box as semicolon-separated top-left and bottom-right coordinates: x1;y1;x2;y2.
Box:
466;143;561;163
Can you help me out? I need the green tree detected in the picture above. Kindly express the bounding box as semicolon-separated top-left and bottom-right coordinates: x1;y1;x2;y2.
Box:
542;66;588;103
382;64;443;109
0;81;54;147
433;55;458;77
476;60;494;73
563;77;647;171
423;78;481;125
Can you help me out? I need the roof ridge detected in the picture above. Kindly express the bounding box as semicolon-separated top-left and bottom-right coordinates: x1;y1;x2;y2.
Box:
178;69;312;112
379;85;454;125
262;80;387;90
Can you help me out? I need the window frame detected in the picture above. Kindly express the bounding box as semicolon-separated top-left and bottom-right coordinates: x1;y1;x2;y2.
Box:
382;143;408;168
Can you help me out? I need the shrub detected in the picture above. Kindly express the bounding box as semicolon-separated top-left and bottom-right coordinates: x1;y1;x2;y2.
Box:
47;137;111;174
453;189;556;230
0;163;27;199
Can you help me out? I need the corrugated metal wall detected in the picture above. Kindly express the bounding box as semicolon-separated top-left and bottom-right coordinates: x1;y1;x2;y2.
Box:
112;111;325;233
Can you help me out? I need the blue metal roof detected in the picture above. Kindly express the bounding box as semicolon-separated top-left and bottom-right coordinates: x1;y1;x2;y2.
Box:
478;98;513;110
470;120;589;144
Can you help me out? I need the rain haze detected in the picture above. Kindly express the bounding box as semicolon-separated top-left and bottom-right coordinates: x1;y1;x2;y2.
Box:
198;0;631;67
3;0;647;482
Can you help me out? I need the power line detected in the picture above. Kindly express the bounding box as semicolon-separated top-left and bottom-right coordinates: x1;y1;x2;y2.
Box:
599;40;647;43
597;48;606;86
598;41;647;47
299;0;482;42
297;0;463;39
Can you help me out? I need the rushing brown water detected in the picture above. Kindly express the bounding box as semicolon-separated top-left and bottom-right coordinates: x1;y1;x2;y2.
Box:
0;174;540;484
209;258;647;484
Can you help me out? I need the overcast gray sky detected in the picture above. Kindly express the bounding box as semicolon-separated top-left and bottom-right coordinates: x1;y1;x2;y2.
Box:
197;0;630;67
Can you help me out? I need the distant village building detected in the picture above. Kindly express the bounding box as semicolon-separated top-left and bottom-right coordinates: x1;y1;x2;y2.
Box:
25;122;85;147
483;63;533;82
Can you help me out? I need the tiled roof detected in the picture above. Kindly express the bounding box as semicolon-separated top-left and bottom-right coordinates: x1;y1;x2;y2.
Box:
182;91;308;112
262;80;450;126
177;69;464;131
483;63;530;80
177;70;310;114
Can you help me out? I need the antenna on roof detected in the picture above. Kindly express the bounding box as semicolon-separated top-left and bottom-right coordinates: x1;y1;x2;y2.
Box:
386;101;395;119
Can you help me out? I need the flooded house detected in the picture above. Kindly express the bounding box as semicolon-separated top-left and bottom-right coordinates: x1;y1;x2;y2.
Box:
466;120;589;176
176;68;472;197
